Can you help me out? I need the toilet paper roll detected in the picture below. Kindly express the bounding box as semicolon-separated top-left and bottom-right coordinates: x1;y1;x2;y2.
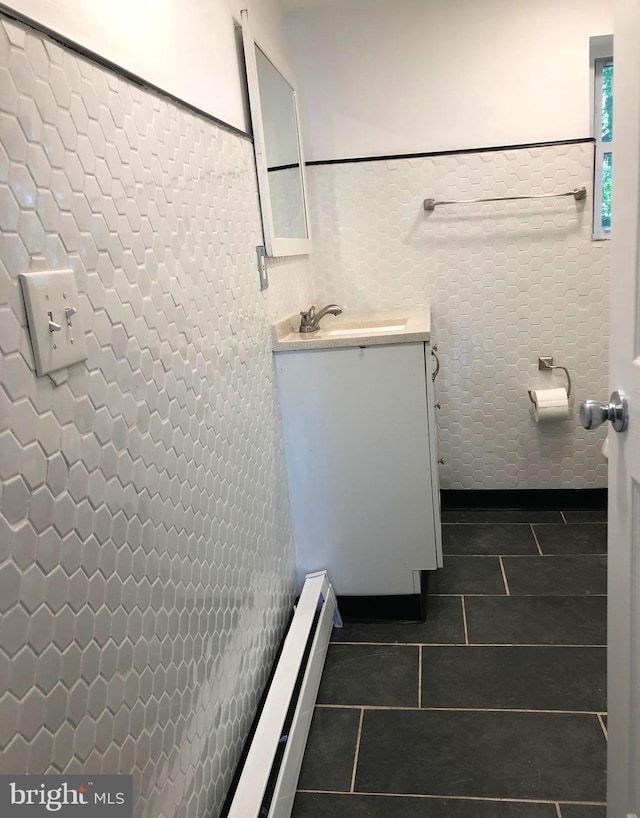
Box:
530;387;569;422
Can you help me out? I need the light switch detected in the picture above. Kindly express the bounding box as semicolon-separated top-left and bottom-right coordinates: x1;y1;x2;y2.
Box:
20;269;88;377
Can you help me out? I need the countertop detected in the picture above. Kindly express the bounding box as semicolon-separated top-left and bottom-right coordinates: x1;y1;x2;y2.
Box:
271;306;431;352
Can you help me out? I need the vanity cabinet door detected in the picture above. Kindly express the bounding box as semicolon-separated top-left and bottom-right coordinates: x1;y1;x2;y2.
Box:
275;342;438;596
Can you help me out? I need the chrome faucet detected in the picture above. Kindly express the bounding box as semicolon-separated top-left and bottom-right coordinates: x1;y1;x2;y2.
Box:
299;304;343;333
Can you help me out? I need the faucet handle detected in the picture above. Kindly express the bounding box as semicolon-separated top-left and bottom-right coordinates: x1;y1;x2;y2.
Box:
299;306;316;327
299;306;317;333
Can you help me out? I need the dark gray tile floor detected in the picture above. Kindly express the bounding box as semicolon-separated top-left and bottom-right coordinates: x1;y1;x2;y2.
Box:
465;596;607;644
421;646;606;710
559;806;607;818
442;508;564;524
533;523;607;555
430;555;505;595
297;708;360;792
292;508;608;816
293;792;559;817
356;710;605;801
316;644;419;707
331;595;465;645
442;523;539;555
561;510;608;524
503;555;607;596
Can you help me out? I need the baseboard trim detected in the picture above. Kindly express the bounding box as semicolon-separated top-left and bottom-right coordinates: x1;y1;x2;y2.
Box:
223;572;339;818
441;488;608;511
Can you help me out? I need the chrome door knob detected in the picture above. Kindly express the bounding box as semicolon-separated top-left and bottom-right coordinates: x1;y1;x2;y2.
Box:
579;390;628;433
579;401;611;429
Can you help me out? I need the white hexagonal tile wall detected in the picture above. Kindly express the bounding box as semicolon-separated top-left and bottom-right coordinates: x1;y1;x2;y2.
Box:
0;12;313;818
306;142;610;489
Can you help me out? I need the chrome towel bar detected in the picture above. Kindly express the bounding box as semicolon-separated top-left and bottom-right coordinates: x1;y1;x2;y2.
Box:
423;186;587;212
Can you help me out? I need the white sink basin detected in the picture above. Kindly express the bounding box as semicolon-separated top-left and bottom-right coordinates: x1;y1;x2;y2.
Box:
271;307;430;351
322;319;407;337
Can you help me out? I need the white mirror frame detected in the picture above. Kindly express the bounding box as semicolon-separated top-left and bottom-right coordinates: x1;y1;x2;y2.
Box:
241;10;312;257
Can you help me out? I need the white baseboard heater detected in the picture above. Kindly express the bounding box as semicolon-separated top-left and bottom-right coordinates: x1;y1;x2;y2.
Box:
227;570;342;818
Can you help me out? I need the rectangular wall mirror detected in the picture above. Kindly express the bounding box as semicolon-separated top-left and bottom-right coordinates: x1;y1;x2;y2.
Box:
241;10;311;257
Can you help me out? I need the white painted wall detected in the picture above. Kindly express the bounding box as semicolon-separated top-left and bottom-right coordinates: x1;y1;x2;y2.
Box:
3;0;291;130
286;0;614;161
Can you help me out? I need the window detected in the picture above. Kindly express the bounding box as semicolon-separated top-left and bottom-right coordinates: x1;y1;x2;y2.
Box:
594;57;613;238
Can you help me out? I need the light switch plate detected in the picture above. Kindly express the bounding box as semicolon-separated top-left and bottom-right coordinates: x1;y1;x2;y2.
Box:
20;269;88;377
256;245;269;291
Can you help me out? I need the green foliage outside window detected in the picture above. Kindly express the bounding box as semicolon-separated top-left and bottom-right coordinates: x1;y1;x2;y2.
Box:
602;63;613;142
602;153;612;230
601;63;613;231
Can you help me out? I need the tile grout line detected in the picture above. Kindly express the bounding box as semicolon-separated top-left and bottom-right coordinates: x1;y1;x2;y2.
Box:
417;645;422;708
598;712;608;740
349;708;365;793
439;554;607;559
531;523;544;555
460;595;469;644
316;703;608;714
498;556;511;595
442;520;587;526
556;804;563;818
442;520;606;526
333;641;607;648
443;521;535;525
297;789;607;807
431;592;607;597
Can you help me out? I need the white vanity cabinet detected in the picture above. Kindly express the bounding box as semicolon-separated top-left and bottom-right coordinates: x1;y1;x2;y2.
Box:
274;340;442;598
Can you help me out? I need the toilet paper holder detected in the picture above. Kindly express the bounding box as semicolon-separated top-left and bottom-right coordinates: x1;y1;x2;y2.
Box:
528;356;572;403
